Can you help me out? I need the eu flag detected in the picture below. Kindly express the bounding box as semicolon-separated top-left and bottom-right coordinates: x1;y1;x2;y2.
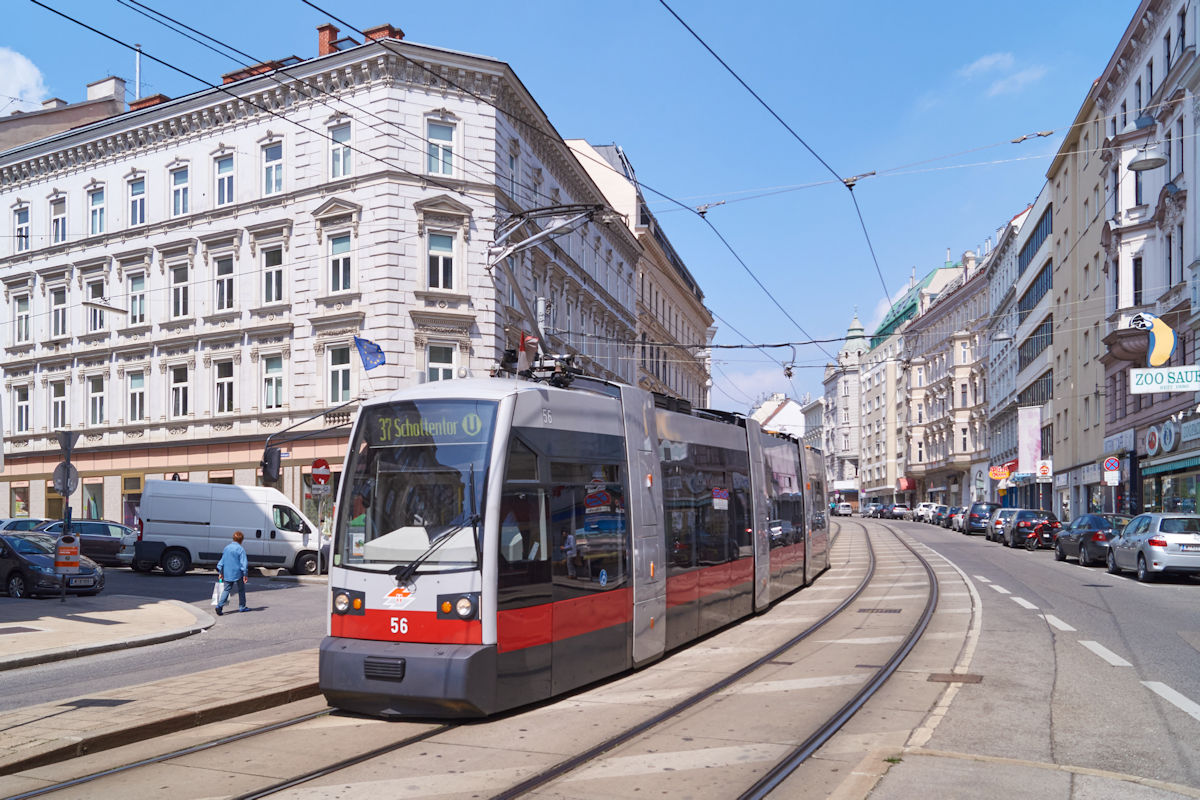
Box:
354;336;386;371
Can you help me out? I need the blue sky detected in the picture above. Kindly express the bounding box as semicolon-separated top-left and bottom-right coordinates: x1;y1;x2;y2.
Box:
4;0;1138;412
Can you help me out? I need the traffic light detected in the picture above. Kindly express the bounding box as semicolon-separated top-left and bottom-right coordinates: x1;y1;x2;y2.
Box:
261;446;281;482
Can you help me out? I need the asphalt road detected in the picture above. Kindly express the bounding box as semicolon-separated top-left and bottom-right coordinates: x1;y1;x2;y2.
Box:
0;567;327;712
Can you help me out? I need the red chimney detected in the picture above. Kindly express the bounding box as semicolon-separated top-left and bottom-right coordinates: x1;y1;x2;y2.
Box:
363;24;404;42
129;93;170;111
317;23;339;56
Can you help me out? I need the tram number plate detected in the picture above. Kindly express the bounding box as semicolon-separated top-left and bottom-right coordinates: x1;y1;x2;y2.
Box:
390;617;409;634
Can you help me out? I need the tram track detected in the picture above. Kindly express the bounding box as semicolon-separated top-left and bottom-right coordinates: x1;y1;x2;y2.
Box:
7;520;941;800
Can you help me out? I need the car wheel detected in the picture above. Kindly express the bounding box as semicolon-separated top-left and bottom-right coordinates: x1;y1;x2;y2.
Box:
1136;554;1154;583
1078;545;1091;568
161;549;191;577
1054;541;1066;561
6;572;28;598
1106;549;1120;574
292;553;319;576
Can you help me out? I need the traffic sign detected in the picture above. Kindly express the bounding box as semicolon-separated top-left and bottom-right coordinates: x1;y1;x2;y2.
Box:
1105;470;1121;486
1103;456;1120;472
310;484;331;496
1036;459;1053;484
52;461;79;496
311;458;331;485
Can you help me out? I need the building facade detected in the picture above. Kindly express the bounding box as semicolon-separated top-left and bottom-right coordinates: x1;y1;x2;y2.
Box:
823;315;867;505
0;24;643;526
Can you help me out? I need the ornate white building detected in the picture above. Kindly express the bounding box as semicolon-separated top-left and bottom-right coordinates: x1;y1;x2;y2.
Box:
0;24;641;525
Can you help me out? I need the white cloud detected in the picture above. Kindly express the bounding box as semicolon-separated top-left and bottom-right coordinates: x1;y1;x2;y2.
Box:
987;66;1047;97
0;48;47;113
959;52;1015;79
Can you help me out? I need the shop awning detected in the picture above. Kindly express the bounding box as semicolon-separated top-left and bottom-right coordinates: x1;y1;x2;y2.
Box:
1142;454;1200;476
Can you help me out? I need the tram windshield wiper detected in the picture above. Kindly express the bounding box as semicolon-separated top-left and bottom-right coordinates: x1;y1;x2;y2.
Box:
389;515;480;586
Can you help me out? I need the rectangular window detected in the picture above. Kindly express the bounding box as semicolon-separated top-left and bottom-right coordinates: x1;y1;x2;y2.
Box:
129;178;145;226
1167;233;1175;285
14;386;30;433
1135;170;1144;205
14;207;29;252
171;264;189;318
1111;168;1120;216
962;428;968;451
428;344;454;381
427;121;454;175
330;124;351;179
88;375;105;426
1135;79;1142;114
428;233;454;290
1178;117;1185;174
51;380;66;429
330;234;351;292
329;346;350;403
128;371;145;422
1133;256;1143;305
13;295;30;344
171;167;189;216
1166;30;1173;71
263;247;284;303
87;280;106;332
215;155;234;206
170;365;189;417
263;143;283;195
88;187;105;235
1147;60;1154;98
128;273;146;325
51;287;68;338
263;355;284;410
51;197;67;244
215;360;234;414
215;256;235;311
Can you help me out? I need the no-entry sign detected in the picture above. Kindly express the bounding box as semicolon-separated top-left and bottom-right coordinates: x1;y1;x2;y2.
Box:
311;458;331;485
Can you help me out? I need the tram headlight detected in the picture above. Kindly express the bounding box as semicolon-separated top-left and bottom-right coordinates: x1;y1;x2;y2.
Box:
333;592;351;614
455;596;474;618
437;591;479;620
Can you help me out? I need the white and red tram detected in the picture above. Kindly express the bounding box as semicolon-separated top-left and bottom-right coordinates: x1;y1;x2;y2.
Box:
319;376;829;718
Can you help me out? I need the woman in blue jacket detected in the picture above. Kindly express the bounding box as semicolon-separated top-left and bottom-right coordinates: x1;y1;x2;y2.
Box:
216;530;250;615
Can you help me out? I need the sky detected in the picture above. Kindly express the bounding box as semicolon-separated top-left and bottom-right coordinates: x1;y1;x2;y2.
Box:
3;0;1140;413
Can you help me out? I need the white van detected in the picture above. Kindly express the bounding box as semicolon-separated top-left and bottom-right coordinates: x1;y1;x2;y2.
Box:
135;480;321;576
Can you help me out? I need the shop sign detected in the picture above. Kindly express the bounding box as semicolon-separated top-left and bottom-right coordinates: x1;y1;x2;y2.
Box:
1183;418;1200;444
1146;425;1161;457
1161;420;1180;452
1130;366;1200;393
1103;428;1135;454
1081;463;1101;483
989;465;1009;480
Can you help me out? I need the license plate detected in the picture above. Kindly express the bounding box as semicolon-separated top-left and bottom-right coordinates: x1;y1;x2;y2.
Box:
68;577;94;587
1181;544;1200;552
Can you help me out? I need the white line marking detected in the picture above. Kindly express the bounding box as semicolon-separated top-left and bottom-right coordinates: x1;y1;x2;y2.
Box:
988;584;1011;595
1011;597;1038;610
1079;640;1131;667
973;575;992;583
736;674;867;695
1142;682;1200;723
818;635;905;645
1042;615;1075;631
859;593;928;601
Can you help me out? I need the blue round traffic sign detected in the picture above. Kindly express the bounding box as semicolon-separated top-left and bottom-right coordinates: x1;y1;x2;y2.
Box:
1103;457;1120;472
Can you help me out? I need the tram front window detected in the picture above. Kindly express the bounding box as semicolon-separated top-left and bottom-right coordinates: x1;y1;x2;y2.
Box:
336;399;496;571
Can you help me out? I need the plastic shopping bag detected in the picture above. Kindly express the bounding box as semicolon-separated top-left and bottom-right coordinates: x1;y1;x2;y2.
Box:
211;580;222;606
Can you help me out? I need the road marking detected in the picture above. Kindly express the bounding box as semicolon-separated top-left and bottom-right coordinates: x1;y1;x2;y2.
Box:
988;584;1011;595
1141;682;1200;723
818;635;905;645
1011;597;1038;610
735;674;867;695
1042;615;1075;631
1079;640;1131;667
973;575;992;583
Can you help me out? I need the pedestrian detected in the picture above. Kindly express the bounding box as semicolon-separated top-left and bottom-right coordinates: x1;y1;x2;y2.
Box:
560;528;577;578
216;530;250;615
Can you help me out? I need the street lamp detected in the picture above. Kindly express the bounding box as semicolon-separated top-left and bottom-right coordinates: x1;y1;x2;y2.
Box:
1128;143;1167;172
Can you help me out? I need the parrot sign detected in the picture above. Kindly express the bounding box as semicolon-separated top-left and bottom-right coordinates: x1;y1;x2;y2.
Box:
1130;312;1177;368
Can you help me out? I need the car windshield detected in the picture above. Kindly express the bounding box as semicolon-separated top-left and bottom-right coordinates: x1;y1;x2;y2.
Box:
1160;517;1200;533
8;534;54;555
1100;515;1131;529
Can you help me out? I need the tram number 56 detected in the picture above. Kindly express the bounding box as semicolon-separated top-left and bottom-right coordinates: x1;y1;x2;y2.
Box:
542;408;553;425
390;617;408;635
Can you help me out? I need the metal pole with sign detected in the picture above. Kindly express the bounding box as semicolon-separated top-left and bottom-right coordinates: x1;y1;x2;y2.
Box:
54;431;81;603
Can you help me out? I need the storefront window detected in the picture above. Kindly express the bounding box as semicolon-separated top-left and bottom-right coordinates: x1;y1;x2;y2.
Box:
1160;473;1198;513
10;486;29;517
82;483;103;520
122;474;144;529
1143;477;1158;513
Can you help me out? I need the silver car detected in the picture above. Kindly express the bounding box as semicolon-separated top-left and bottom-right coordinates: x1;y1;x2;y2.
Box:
1106;513;1200;581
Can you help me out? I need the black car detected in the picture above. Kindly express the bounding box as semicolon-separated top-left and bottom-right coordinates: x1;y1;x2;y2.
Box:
35;520;136;567
1003;509;1061;548
942;506;960;528
964;502;1001;534
0;532;105;598
1055;513;1133;566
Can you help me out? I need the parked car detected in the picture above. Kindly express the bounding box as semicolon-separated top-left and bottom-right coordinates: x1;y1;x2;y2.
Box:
944;506;962;529
861;503;881;518
835;502;854;517
35;519;137;567
986;507;1018;542
891;504;912;520
1107;513;1200;581
964;502;1000;535
914;502;936;523
931;505;949;526
1056;513;1132;566
0;532;105;598
0;518;50;532
1003;509;1060;548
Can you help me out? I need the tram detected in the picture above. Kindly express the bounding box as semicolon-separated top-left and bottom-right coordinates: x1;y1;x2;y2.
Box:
318;375;830;718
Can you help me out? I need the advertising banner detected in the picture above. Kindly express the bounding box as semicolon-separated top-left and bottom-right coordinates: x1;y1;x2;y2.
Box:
1018;406;1042;475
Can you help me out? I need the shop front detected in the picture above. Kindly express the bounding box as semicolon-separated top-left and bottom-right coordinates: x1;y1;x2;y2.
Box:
1100;427;1137;515
1138;417;1200;513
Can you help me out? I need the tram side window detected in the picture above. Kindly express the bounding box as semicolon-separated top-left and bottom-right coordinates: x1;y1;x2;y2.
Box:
731;478;751;557
549;462;626;586
663;463;697;569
